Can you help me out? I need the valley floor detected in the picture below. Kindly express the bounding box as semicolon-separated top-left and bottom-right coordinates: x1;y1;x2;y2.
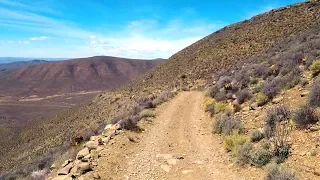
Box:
85;92;264;179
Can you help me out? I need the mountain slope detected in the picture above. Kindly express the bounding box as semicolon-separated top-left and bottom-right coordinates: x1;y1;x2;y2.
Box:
0;56;162;97
2;1;320;179
125;1;320;92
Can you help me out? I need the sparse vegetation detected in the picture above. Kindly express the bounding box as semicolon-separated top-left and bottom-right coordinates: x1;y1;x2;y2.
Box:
265;163;296;180
250;148;271;167
236;89;252;104
236;142;254;165
293;105;318;128
310;59;320;76
256;92;269;106
250;129;264;142
214;112;243;135
139;109;156;119
223;133;248;152
309;80;320;107
264;105;292;162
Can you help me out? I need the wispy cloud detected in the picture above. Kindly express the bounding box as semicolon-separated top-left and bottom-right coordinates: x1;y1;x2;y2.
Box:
29;36;49;41
0;1;225;58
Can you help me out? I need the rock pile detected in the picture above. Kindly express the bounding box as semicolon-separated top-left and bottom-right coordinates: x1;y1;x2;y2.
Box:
48;123;121;180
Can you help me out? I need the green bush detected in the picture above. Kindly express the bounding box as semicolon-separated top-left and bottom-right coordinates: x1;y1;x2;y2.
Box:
250;148;271;167
265;163;296;180
310;59;320;76
214;102;229;114
223;133;248;152
256;92;269;106
250;129;264;142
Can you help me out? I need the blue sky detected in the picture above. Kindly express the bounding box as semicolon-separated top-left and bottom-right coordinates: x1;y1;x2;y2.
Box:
0;0;303;59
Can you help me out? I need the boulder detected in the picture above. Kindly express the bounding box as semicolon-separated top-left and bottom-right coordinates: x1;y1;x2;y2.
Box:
77;162;92;172
52;175;72;180
62;160;70;167
82;154;92;162
77;147;90;160
57;163;73;175
104;124;113;131
85;141;98;151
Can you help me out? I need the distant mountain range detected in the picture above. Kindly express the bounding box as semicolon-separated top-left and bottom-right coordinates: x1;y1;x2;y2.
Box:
0;56;163;97
0;60;49;72
0;57;66;64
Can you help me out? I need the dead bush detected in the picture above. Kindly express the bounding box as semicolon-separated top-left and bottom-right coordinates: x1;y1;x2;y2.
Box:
309;80;320;107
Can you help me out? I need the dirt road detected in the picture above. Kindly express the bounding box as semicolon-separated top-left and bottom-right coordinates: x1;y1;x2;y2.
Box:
95;91;262;180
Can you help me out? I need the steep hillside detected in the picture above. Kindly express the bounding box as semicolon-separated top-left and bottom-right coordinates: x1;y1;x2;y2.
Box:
2;1;320;179
125;1;320;93
0;56;162;97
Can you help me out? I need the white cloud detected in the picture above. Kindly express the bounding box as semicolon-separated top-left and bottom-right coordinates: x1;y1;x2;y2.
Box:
29;36;49;41
0;1;225;59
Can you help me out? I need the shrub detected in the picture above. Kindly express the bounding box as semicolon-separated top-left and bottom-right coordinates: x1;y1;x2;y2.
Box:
250;148;271;167
139;109;156;119
274;144;290;164
137;96;155;109
264;105;291;138
262;77;281;99
214;90;227;102
118;115;139;130
214;102;229;114
214;112;243;135
293;105;318;128
206;85;219;98
152;91;176;106
256;93;269;106
309;80;320;107
236;89;252;104
310;59;320;76
234;69;250;88
224;133;247;152
250;129;264;142
265;163;296;180
236;142;254;166
217;76;233;90
264;106;292;161
253;64;270;79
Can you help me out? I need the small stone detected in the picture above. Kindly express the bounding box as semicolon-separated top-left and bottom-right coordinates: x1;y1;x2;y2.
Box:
92;172;101;179
310;126;320;132
160;164;171;173
272;96;283;104
182;170;194;174
50;164;57;171
77;147;90;160
301;91;309;97
167;159;178;165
